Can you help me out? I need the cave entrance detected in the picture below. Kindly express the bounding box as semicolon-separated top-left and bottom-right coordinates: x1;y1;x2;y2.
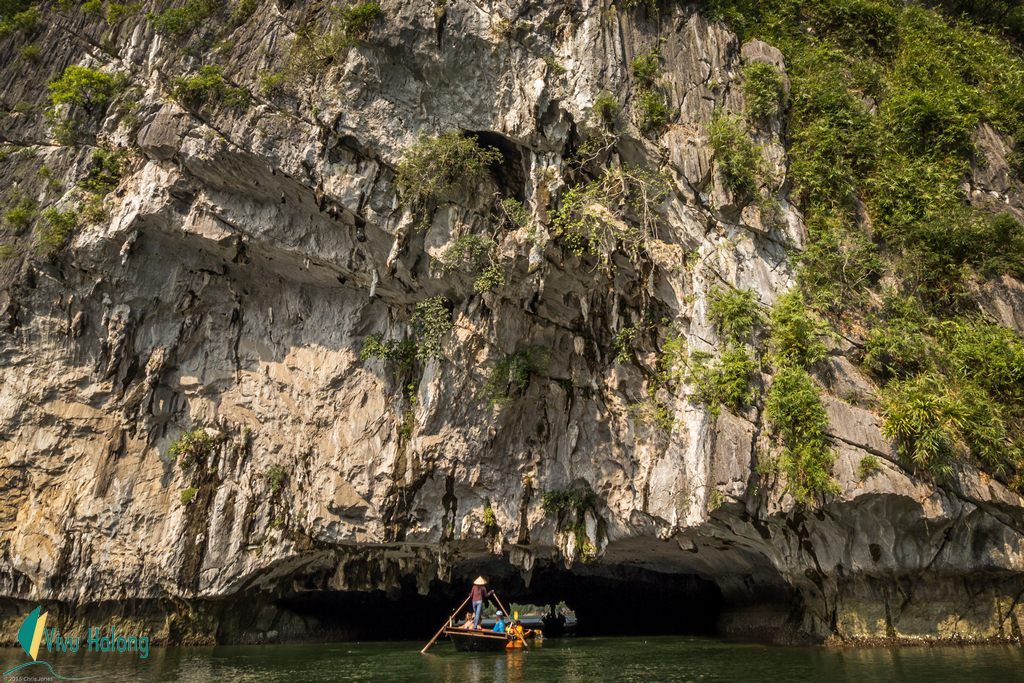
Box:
274;560;724;641
467;130;528;202
451;561;723;637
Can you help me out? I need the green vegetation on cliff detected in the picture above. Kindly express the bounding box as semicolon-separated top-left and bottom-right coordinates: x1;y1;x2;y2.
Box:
48;65;123;109
0;1;38;37
542;484;599;561
741;61;785;121
687;346;759;417
171;65;250;109
148;0;216;36
484;346;549;406
708;112;763;199
764;364;840;504
630;49;669;132
46;65;126;143
168;428;216;469
762;290;837;503
868;301;1024;483
552;165;670;269
708;288;763;346
396;132;501;210
287;1;382;71
179;486;198;505
34;207;79;259
706;0;1024;491
3;198;36;233
411;295;453;361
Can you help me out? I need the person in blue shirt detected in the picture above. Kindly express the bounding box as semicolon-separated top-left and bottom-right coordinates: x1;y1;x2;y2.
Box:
492;611;506;633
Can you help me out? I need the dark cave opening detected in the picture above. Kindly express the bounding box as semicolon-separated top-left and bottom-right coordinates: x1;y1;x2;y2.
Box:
274;562;724;642
467;130;528;202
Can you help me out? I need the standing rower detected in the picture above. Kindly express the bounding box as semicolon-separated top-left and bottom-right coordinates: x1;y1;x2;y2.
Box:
469;576;494;629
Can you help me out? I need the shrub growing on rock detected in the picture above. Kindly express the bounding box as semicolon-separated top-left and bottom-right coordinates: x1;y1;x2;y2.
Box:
229;0;258;25
79;146;130;195
613;324;639;364
411;296;452;361
180;487;199;506
435;234;491;273
482;503;497;530
542;486;597;516
940;319;1024;401
797;211;881;314
105;2;142;25
635;88;669;132
396;132;501;208
542;484;599;562
890;375;1018;480
764;365;838;504
553;165;669;269
593;91;620;126
708;287;763;345
707;112;762;199
768;290;827;368
484;346;549;406
473;264;505;294
3;198;36;233
264;466;287;495
48;65;124;109
288;1;383;72
687;346;759;416
360;333;416;373
631;49;660;87
0;4;39;38
863;319;931;380
497;197;530;230
858;455;881;480
337;1;382;38
148;0;217;37
741;61;784;120
46;66;127;143
171;65;250;109
34;208;79;259
167;428;216;469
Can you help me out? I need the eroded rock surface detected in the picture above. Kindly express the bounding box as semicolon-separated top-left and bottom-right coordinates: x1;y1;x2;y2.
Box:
1;1;1023;645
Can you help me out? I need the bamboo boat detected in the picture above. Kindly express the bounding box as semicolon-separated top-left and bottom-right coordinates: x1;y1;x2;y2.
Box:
444;627;510;652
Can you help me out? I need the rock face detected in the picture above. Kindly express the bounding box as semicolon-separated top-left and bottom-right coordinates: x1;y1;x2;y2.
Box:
1;1;1023;645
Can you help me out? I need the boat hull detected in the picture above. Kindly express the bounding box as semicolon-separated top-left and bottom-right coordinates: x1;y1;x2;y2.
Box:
444;628;509;652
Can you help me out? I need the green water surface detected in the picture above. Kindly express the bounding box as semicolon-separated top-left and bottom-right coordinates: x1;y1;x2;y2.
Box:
2;636;1022;682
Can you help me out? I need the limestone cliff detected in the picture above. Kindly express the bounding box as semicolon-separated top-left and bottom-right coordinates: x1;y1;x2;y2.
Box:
2;0;1024;645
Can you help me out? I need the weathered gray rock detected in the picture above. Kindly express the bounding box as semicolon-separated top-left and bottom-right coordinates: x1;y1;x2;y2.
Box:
1;0;1023;646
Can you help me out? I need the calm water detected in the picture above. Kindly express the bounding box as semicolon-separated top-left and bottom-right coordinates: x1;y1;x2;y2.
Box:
2;637;1023;682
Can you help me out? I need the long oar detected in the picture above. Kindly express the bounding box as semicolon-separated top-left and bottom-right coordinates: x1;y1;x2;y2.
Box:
492;594;529;651
420;595;471;654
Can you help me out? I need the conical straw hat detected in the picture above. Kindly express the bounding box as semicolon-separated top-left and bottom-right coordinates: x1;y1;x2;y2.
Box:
473;576;487;585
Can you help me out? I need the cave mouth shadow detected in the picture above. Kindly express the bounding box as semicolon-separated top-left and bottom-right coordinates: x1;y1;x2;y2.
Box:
275;561;724;641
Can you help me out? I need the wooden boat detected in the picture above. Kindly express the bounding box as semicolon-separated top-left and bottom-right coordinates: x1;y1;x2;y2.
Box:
444;627;510;652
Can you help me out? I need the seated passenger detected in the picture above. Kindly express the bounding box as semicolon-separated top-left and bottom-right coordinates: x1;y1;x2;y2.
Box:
460;611;476;629
493;611;506;634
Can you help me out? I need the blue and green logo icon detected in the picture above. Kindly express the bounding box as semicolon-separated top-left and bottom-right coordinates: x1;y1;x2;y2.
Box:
17;605;48;662
3;606;97;680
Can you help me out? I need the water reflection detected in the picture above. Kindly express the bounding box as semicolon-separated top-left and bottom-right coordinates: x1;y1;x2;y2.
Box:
1;637;1022;682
